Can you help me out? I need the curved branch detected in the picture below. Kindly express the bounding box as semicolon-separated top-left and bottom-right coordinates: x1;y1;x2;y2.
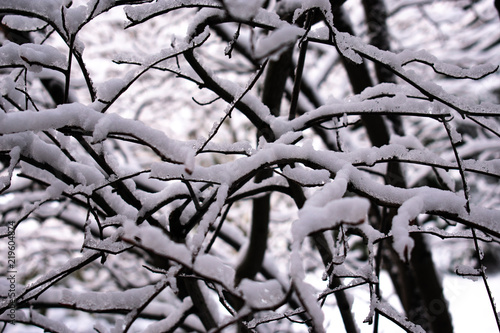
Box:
184;49;275;141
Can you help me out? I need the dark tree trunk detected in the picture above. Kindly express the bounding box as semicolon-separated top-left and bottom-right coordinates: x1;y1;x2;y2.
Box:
333;2;454;331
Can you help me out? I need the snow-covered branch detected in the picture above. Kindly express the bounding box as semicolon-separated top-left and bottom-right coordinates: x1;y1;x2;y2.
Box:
0;0;499;332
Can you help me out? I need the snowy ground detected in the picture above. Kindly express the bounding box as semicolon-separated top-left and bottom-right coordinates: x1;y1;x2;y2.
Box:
341;272;500;333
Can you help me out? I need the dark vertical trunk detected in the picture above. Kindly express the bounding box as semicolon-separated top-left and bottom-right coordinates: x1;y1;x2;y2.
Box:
333;2;453;331
235;48;293;286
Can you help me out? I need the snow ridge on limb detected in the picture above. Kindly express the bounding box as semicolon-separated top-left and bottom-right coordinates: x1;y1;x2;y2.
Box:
0;0;117;37
391;196;422;261
124;0;223;27
0;42;66;72
0;104;195;165
292;0;334;27
290;170;370;333
151;142;500;238
304;25;499;118
1;0;500;331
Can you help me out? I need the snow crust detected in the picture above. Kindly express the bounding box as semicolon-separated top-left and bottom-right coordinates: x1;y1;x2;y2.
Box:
1;15;46;31
151;142;500;237
455;264;481;281
254;25;304;59
0;42;66;72
123;221;236;290
294;197;369;243
59;285;156;310
144;297;194;332
391;196;422;261
238;279;286;309
0;103;195;166
282;164;330;186
293;0;333;27
223;0;264;20
124;0;220;25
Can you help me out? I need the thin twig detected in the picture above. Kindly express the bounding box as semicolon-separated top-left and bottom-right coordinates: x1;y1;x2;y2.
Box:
442;118;470;213
470;228;500;331
196;59;269;154
123;277;170;332
289;11;312;121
